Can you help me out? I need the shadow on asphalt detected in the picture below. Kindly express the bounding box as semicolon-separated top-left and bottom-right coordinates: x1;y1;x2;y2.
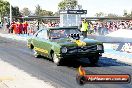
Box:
38;56;131;68
58;57;131;68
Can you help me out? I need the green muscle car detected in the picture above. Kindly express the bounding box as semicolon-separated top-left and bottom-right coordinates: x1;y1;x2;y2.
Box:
27;26;104;66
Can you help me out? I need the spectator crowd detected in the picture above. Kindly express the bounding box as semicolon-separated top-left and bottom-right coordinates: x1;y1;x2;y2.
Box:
87;20;132;35
4;20;132;36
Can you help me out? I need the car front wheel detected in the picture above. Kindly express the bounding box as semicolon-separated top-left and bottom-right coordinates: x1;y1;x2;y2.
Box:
89;56;99;65
51;53;62;66
33;49;40;58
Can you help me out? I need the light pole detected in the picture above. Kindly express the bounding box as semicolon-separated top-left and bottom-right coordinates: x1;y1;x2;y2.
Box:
9;1;12;25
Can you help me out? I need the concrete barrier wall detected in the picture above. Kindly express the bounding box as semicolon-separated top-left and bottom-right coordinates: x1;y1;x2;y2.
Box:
87;35;132;43
87;34;132;53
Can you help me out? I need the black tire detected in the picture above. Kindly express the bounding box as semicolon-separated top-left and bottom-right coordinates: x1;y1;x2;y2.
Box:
30;44;34;49
51;53;63;66
89;56;99;65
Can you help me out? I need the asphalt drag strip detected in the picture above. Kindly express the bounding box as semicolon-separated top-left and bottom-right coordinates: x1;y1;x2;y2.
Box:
0;58;55;88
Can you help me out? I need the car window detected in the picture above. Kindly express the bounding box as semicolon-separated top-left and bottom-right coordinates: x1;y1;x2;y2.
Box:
49;28;81;39
36;29;48;39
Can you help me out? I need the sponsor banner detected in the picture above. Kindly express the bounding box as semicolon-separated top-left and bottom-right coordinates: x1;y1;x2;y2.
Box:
59;10;87;14
76;66;131;85
113;43;132;53
121;43;132;53
67;10;87;14
76;74;130;85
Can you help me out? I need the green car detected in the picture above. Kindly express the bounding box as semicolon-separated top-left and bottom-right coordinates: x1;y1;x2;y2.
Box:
27;26;104;65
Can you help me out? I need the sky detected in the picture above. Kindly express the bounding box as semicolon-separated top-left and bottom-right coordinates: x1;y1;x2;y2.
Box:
6;0;132;16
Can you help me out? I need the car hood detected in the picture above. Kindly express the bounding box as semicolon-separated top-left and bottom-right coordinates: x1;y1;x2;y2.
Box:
52;38;102;47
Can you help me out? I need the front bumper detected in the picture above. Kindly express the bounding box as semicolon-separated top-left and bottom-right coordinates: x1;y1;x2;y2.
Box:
57;50;104;59
58;44;104;59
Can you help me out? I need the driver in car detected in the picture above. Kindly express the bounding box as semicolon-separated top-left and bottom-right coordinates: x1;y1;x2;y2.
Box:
49;30;60;39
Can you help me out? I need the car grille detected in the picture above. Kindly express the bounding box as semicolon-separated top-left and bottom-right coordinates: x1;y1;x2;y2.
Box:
68;45;97;53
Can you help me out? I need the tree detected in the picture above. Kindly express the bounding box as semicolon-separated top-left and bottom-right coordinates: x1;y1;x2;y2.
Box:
58;0;78;10
34;4;54;16
0;0;22;22
54;11;59;16
0;0;10;17
130;11;132;17
95;12;104;17
44;11;54;16
106;13;118;17
35;4;42;16
123;10;128;17
39;10;54;16
123;10;132;17
21;7;31;16
12;6;21;17
129;11;132;17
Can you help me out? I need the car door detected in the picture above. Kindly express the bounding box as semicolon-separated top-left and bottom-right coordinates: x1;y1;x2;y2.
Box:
31;30;42;54
33;29;52;57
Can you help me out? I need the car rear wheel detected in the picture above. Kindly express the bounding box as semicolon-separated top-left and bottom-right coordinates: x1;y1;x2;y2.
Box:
30;44;34;49
51;53;62;66
89;56;99;65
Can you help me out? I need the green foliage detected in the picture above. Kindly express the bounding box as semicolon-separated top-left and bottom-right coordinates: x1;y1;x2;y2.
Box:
95;12;104;17
21;7;31;16
35;4;41;16
0;0;10;16
35;4;54;16
0;0;21;20
58;0;78;10
106;13;118;17
123;10;132;17
123;10;128;17
54;11;59;16
40;10;54;16
12;6;21;17
95;12;118;17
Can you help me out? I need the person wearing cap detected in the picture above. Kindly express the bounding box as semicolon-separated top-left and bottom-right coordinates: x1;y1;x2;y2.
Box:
80;19;89;38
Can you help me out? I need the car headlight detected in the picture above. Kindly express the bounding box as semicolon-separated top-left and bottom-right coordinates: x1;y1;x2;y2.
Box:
97;45;103;50
61;47;67;53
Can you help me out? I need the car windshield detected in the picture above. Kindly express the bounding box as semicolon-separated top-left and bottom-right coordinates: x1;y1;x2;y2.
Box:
49;28;81;39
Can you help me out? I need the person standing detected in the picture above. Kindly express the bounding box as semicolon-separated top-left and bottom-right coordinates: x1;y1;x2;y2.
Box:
6;22;10;33
23;21;28;34
16;22;19;34
89;23;94;34
10;21;15;33
17;22;23;34
12;21;17;34
80;19;89;38
19;22;23;34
